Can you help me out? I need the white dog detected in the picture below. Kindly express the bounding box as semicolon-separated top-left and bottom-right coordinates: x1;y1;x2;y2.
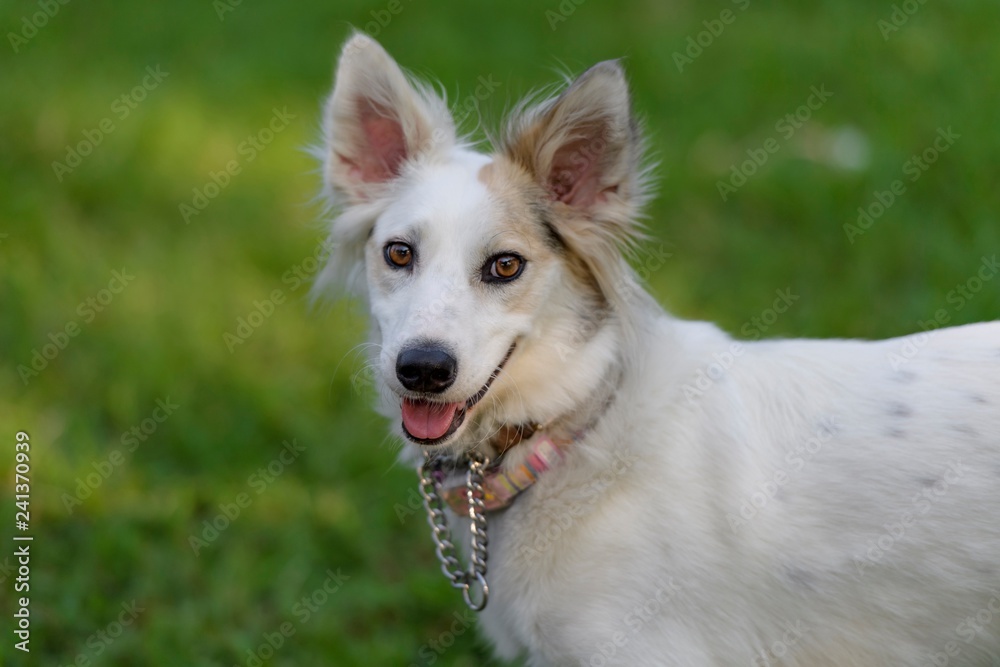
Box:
316;33;1000;666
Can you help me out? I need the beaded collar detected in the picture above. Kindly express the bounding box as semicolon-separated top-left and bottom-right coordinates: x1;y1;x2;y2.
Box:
439;430;581;513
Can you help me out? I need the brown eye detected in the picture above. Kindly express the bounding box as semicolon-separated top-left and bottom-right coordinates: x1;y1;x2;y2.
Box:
485;254;525;282
384;242;413;268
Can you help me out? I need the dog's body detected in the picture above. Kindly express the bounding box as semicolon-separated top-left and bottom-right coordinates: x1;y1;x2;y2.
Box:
317;34;1000;666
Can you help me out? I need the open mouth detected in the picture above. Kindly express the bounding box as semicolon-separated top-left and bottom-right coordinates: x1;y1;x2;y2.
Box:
400;343;515;446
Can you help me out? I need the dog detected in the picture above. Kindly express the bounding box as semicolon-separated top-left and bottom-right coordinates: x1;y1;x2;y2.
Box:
315;32;1000;666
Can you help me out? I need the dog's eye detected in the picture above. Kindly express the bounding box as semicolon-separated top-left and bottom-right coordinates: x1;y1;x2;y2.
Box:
384;242;413;268
484;254;525;282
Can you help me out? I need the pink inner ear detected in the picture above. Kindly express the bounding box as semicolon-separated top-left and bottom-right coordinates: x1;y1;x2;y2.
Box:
547;133;605;208
351;99;408;183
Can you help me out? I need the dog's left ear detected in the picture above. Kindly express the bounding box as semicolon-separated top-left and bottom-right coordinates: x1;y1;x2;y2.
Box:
502;61;651;300
504;61;648;218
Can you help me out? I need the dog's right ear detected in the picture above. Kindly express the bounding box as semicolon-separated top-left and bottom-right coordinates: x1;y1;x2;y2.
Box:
314;34;455;302
323;33;455;203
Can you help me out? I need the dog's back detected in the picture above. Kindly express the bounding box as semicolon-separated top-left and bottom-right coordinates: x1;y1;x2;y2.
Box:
482;318;1000;665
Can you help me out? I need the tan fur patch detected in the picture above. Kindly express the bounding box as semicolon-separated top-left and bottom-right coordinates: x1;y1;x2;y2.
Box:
477;161;494;185
477;157;551;248
482;153;608;310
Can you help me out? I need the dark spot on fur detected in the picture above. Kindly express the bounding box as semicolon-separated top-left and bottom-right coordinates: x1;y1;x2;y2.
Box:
970;394;988;405
893;370;917;383
917;477;937;487
887;428;907;439
784;566;817;590
950;424;979;438
817;418;841;437
535;206;567;253
888;402;913;418
569;304;611;349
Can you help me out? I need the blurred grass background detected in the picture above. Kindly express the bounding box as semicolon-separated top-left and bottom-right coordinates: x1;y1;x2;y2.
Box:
1;0;998;664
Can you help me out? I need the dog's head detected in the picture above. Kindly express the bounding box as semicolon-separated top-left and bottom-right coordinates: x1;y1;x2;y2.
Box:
316;34;652;453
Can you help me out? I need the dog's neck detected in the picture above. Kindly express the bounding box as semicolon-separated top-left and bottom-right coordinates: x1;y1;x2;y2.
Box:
483;299;627;452
486;377;617;461
434;359;624;513
489;421;540;458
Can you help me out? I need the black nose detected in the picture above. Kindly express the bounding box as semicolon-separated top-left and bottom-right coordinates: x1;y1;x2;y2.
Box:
396;345;458;393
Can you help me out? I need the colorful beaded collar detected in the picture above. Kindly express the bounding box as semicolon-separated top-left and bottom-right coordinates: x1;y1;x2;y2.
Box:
439;430;579;513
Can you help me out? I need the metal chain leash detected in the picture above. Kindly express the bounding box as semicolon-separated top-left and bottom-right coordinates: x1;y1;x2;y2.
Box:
419;451;490;611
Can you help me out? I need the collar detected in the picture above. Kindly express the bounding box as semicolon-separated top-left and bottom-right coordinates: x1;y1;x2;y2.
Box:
433;363;623;514
440;430;580;514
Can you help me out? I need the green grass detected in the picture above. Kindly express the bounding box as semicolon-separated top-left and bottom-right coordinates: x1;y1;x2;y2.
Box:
1;0;998;664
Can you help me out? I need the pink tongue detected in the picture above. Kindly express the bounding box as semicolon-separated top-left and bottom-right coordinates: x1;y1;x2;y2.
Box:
401;399;460;441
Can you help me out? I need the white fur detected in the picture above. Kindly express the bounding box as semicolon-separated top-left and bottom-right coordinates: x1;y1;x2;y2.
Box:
317;34;1000;666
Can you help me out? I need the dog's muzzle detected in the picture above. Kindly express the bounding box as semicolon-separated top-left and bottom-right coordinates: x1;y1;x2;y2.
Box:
398;342;516;446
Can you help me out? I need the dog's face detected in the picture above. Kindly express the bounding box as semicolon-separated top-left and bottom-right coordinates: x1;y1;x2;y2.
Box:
317;34;650;451
362;157;561;445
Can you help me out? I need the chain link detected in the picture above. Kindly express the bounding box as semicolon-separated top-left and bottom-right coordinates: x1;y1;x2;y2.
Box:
419;451;490;611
